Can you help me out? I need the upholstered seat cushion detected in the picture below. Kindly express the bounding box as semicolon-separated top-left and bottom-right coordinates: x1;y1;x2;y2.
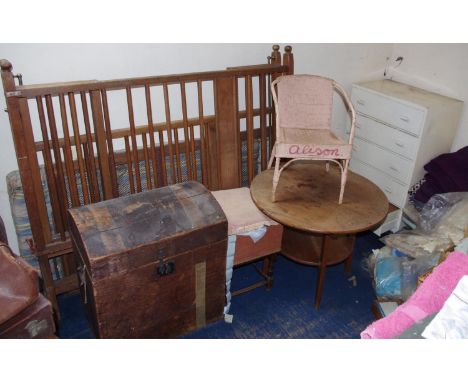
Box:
275;130;352;159
211;187;279;235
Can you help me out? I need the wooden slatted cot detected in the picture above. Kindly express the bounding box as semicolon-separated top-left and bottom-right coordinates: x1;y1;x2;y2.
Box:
0;45;294;317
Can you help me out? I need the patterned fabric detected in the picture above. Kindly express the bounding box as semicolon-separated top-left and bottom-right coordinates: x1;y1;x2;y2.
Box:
6;168;52;269
408;176;426;211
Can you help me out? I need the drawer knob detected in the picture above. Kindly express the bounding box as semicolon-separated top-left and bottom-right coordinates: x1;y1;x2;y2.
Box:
356;99;365;106
399;116;410;123
394;142;404;148
389;166;399;172
384;187;393;194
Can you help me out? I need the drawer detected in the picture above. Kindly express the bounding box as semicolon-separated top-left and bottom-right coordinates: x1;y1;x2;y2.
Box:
352;137;414;185
349;158;409;208
354;115;420;160
373;208;403;236
351;86;426;137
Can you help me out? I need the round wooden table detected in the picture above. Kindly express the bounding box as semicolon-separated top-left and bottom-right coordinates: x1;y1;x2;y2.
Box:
250;161;389;309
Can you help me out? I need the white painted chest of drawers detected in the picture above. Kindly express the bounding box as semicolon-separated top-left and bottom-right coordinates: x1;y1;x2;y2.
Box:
349;80;463;234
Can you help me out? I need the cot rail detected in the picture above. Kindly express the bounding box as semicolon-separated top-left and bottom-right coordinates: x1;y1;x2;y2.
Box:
0;45;294;314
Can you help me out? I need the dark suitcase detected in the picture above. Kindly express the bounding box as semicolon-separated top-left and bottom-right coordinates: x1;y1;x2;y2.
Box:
0;242;55;339
0;243;39;324
68;181;228;338
0;294;56;339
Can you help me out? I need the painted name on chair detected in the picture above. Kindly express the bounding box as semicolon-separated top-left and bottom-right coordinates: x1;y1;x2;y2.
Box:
288;145;340;156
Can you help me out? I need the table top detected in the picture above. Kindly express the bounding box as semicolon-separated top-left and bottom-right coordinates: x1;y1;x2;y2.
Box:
250;161;389;235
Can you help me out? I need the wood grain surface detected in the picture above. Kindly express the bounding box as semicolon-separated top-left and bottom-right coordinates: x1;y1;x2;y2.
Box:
68;181;228;338
250;161;389;235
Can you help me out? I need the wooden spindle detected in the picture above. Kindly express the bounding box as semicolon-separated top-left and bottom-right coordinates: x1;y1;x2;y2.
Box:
197;80;209;187
270;44;282;150
269;45;281;154
45;95;69;231
36;96;65;237
126;87;142;192
180;82;192;180
245;75;255;184
101;90;119;197
259;74;267;170
68;92;90;204
189;124;197;181
80;92;101;202
156;121;167;187
81;143;92;198
124;135;135;194
142;133;152;189
163;83;176;184
266;73;272;156
90;90;113;200
267;45;281;153
144;85;160;188
58;94;80;207
173;127;182;182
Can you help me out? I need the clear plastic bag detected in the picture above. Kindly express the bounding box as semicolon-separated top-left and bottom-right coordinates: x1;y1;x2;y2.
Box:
431;194;468;245
381;229;452;258
420;192;467;234
373;245;439;300
373;246;403;299
374;192;468;300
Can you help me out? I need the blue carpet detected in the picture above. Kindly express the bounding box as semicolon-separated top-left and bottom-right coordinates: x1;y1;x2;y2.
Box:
57;231;383;339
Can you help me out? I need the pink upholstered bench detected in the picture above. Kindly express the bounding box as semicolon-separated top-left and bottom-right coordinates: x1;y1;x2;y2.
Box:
212;187;283;296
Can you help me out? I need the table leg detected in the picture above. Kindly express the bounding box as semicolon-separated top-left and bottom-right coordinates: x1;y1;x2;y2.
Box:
281;228;356;309
314;235;330;309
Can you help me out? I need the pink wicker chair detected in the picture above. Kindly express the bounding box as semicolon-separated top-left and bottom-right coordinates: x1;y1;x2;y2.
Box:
268;75;356;204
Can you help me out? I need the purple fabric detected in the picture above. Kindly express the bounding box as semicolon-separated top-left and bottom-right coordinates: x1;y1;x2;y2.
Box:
414;146;468;203
424;145;468;189
415;174;446;203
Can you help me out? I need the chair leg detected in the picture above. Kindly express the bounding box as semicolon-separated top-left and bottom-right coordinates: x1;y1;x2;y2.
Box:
262;254;277;291
267;145;276;169
338;159;350;204
271;157;281;202
37;254;60;321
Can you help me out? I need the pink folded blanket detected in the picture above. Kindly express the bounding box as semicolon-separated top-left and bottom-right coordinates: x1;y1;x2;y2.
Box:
361;251;468;339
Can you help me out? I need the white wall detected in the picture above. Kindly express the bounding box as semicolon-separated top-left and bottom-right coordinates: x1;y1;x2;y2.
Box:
0;43;394;253
386;43;468;151
293;43;393;137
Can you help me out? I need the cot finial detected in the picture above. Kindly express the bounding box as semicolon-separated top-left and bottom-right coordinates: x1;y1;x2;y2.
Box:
283;46;294;75
269;45;282;65
0;59;13;72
